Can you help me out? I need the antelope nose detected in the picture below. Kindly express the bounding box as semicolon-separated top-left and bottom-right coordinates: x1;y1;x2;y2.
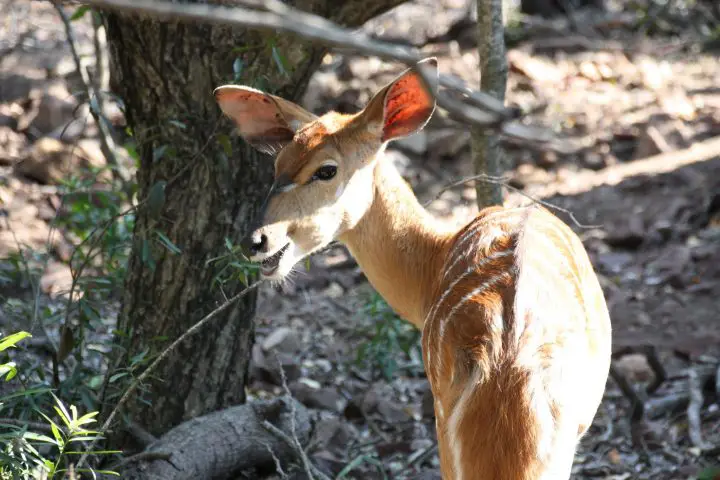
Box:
242;231;268;256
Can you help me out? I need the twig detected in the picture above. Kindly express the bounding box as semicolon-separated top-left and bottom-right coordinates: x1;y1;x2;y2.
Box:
264;442;288;479
275;356;331;480
75;280;264;469
50;1;130;185
125;420;158;448
687;368;709;449
77;0;569;151
108;450;171;472
0;417;53;433
423;173;601;229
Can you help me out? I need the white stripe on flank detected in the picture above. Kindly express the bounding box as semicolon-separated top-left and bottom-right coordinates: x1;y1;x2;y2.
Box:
446;208;527;266
426;249;514;328
447;366;483;480
438;271;511;341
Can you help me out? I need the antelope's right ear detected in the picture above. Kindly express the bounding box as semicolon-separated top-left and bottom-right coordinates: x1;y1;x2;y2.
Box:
214;85;318;155
361;57;439;143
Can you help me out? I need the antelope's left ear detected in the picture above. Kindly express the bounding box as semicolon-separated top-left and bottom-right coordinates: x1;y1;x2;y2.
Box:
361;57;439;142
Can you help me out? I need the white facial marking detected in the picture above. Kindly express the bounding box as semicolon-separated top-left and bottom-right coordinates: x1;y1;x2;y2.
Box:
277;182;297;193
335;182;345;200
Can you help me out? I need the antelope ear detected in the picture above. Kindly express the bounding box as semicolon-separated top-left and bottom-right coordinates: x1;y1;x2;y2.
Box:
362;57;438;142
214;85;318;155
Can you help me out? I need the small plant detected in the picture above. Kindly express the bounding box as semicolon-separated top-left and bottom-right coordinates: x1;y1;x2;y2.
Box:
0;332;119;479
354;292;422;381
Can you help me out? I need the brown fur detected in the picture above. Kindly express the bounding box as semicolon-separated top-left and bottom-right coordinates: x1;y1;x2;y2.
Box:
214;59;612;480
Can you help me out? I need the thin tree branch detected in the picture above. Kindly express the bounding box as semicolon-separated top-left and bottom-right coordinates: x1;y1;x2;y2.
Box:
423;173;601;229
51;1;130;184
73;0;567;150
76;280;264;469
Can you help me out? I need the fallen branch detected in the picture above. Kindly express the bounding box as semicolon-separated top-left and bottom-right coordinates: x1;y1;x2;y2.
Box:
76;280;264;469
687;368;709;449
119;396;312;479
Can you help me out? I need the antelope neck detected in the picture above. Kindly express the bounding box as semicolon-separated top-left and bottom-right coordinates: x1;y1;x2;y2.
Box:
340;158;455;328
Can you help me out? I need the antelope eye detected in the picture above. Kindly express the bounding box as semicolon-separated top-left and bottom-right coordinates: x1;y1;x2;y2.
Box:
312;164;337;181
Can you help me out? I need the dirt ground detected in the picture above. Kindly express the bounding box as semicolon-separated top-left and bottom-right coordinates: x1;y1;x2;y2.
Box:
1;0;719;479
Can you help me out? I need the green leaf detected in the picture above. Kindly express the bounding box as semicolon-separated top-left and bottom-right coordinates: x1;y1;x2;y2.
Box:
271;46;291;77
22;432;56;444
108;372;128;383
152;145;169;163
155;230;182;255
49;422;64;448
0;331;31;352
70;5;90;21
76;469;120;476
168;119;187;130
146;180;167;219
217;133;232;157
0;362;17;381
232;57;244;79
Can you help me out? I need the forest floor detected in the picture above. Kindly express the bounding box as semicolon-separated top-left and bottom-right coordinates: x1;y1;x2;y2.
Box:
1;1;720;479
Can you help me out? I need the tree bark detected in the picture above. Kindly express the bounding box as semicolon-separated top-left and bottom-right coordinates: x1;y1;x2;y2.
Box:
472;0;507;208
100;0;408;450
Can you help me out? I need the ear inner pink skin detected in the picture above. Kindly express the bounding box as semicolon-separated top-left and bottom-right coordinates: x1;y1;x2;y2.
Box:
382;73;435;142
214;88;294;143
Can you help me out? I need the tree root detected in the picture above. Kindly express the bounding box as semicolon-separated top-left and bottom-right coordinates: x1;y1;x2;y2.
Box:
119;396;312;480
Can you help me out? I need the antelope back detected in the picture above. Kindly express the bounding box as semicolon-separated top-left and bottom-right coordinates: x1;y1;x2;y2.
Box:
423;205;611;479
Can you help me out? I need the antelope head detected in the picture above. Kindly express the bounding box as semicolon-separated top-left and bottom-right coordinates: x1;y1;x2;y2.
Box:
213;58;438;280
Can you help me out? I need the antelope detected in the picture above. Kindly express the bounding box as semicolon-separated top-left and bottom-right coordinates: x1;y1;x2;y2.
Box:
214;58;612;479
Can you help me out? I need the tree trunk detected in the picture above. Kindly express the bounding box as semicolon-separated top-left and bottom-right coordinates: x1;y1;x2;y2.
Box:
100;0;408;450
472;0;507;208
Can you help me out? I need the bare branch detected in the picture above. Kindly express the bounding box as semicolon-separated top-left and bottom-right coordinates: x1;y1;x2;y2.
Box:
51;1;130;183
75;0;565;150
423;173;601;229
687;368;710;449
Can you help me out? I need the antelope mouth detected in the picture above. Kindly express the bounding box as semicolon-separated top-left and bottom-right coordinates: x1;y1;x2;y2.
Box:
261;243;290;276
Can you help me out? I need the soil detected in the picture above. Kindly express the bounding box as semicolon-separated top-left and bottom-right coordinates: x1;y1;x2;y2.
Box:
1;0;719;479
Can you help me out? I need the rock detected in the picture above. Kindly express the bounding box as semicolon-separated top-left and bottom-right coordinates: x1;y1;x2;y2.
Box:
40;261;73;299
262;326;301;353
250;344;302;386
644;246;691;288
613;353;654;384
605;216;645;250
409;470;442;480
17;82;78;137
289;381;345;412
15;137;108;184
362;384;412;423
0;126;28;165
581;152;608;171
311;419;358;453
508;50;565;84
632;124;673;160
421;385;435;419
597;252;634;275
